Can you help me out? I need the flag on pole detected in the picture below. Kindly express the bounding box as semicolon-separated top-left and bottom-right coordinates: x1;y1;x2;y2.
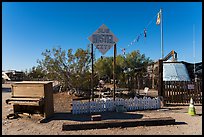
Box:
156;10;161;25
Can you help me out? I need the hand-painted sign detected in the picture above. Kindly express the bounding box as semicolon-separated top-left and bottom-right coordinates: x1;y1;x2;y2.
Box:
188;84;194;90
88;24;118;55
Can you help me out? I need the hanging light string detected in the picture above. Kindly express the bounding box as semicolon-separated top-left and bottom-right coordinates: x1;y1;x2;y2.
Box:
118;12;158;55
89;10;159;59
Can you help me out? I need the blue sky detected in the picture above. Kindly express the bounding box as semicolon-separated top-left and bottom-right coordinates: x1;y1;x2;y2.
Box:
2;2;202;71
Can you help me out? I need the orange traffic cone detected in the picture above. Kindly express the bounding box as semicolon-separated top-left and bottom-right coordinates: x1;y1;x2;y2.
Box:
188;98;196;116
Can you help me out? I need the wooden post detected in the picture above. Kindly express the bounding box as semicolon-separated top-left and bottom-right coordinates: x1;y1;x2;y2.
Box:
158;59;163;97
91;43;94;101
113;44;116;101
152;63;155;89
137;73;140;95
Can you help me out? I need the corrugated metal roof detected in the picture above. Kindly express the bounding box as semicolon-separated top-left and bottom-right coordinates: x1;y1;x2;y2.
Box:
163;63;190;81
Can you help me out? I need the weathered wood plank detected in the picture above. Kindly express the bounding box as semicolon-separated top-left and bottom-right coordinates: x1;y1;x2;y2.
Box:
7;101;42;106
6;97;43;101
6;97;44;106
62;117;176;131
12;85;44;98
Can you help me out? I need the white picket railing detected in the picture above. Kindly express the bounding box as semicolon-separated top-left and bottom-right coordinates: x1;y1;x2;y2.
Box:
72;96;161;114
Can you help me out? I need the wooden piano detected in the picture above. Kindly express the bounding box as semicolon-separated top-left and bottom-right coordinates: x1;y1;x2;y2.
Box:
6;81;54;120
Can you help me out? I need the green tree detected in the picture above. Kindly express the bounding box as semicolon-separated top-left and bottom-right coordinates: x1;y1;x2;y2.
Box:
24;66;47;80
36;46;152;97
124;50;153;90
94;57;113;83
94;50;153;90
37;47;92;92
70;48;92;94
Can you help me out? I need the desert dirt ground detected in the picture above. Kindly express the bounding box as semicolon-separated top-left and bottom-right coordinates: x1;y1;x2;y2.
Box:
2;84;202;135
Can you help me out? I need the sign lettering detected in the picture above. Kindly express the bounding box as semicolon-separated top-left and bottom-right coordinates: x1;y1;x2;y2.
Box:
92;34;114;44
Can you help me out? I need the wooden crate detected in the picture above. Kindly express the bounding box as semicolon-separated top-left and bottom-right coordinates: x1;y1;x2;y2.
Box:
10;81;54;119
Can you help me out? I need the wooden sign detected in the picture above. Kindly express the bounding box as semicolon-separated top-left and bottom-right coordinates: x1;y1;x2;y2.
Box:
88;24;118;55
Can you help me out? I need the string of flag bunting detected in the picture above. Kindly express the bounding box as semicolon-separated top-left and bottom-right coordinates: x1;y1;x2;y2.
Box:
118;9;162;55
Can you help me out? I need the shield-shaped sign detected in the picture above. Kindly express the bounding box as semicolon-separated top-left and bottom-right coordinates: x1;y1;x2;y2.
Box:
88;24;118;55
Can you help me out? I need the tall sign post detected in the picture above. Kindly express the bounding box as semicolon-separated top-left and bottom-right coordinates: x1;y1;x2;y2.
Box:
91;43;94;101
113;43;117;101
88;24;118;101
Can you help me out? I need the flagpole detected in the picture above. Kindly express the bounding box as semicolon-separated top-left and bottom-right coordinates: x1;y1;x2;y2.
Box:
160;8;164;59
193;24;197;82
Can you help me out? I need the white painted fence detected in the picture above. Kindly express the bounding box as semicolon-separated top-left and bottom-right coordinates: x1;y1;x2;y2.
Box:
72;96;161;114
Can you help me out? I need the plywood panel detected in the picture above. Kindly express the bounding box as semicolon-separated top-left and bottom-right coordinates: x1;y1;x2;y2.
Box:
44;82;54;118
12;84;44;98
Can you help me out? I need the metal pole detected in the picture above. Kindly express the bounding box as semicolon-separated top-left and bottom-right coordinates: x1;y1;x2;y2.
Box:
161;8;164;59
113;44;116;101
193;24;197;82
91;43;94;101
